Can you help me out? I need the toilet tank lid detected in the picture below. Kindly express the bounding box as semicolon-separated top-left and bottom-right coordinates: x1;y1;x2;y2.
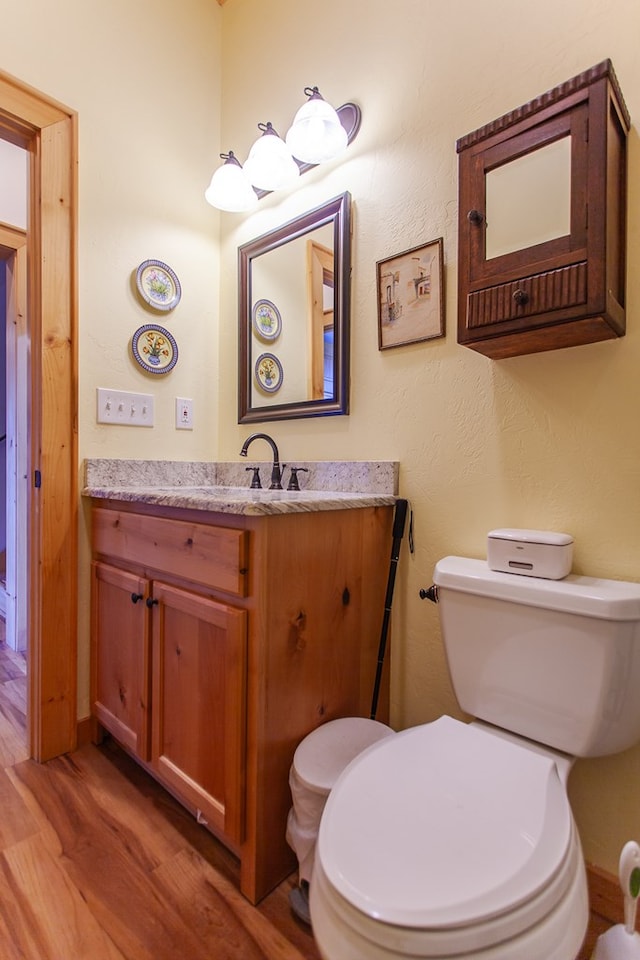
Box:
434;556;640;621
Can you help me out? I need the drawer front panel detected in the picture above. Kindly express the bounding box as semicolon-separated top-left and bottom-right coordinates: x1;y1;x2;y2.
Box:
467;261;588;330
93;509;248;596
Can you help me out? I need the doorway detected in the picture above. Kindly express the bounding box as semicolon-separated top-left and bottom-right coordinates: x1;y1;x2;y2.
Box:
0;69;77;762
0;138;27;657
0;226;28;660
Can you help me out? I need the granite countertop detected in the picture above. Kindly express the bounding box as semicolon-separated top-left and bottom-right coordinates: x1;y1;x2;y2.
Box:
82;459;399;517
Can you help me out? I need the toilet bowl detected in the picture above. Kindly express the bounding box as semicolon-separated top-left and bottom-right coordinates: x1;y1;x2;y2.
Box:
311;716;588;960
309;556;640;959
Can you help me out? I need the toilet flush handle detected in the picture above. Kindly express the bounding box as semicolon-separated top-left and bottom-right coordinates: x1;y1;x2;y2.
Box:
419;585;438;603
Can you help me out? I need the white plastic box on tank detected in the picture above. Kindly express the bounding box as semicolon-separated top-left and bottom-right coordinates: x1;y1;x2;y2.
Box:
487;528;574;579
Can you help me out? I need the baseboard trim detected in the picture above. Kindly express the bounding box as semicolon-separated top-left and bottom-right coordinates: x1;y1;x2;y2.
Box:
587;862;627;927
76;716;93;748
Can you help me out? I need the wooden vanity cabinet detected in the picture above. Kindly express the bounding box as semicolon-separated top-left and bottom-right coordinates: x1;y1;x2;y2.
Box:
457;60;629;359
90;499;393;904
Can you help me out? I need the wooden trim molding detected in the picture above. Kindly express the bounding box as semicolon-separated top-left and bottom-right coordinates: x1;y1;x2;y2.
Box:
587;862;632;928
76;716;93;748
0;68;78;762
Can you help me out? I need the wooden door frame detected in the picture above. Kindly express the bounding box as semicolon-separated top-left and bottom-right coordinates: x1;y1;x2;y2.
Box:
0;70;77;761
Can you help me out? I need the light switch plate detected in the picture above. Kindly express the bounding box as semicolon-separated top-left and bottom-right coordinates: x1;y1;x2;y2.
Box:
97;388;154;427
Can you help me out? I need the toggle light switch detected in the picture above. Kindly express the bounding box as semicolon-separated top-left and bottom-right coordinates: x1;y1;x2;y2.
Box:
97;388;154;426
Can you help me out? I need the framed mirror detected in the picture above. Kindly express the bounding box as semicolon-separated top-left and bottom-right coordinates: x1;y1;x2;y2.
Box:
238;192;351;423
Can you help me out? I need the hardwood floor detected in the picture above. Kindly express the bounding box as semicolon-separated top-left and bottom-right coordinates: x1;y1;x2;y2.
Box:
0;626;320;959
0;624;614;958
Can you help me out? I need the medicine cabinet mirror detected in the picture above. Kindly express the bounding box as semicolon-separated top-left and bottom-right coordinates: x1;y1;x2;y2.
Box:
457;59;629;359
238;192;351;423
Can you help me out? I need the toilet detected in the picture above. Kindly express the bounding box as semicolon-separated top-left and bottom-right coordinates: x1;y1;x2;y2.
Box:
310;556;640;960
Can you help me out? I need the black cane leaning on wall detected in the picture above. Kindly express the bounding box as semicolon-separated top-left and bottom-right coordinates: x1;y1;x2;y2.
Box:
370;498;409;721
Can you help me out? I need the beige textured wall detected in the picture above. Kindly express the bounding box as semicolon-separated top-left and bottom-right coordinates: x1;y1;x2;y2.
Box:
0;140;27;229
0;0;222;464
218;0;640;874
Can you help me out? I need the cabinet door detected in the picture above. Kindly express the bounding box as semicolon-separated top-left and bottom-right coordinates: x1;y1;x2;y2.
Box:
151;582;247;845
91;561;151;760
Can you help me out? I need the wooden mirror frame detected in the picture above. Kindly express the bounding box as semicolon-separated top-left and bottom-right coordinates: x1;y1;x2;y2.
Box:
238;192;351;423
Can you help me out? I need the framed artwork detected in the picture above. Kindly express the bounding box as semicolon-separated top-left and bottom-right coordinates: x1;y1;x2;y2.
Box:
377;237;444;350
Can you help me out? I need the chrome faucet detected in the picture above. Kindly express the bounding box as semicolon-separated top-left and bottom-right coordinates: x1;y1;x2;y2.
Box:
239;432;284;490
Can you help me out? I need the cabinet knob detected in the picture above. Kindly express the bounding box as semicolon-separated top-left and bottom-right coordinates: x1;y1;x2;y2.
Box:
146;597;159;608
467;209;485;226
130;592;143;604
513;289;530;306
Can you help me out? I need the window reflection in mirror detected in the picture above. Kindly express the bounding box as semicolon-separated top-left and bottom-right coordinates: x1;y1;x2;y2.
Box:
485;135;572;260
238;192;351;423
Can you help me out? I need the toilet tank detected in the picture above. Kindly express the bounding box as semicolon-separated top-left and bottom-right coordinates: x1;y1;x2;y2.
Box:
433;557;640;757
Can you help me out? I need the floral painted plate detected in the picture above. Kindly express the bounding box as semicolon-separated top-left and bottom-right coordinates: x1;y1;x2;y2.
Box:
131;324;178;374
252;299;282;340
255;352;283;393
136;259;181;311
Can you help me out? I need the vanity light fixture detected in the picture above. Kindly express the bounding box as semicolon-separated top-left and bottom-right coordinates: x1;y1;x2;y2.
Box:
204;151;258;212
242;122;301;192
205;87;361;213
285;86;348;164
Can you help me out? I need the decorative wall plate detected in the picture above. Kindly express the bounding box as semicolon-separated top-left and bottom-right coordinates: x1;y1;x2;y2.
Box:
131;324;178;374
252;299;282;340
136;259;181;311
255;352;283;393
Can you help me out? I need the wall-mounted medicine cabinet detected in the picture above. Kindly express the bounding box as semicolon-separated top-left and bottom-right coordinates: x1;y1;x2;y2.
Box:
456;60;630;359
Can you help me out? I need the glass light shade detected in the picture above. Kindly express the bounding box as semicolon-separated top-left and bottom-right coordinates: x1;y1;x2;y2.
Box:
286;90;348;164
205;152;258;212
243;123;300;192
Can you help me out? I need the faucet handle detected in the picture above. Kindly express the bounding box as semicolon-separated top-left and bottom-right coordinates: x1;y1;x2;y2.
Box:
287;467;309;491
245;466;262;489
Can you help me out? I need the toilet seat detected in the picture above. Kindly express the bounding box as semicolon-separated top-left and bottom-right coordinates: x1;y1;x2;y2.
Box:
316;716;576;951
